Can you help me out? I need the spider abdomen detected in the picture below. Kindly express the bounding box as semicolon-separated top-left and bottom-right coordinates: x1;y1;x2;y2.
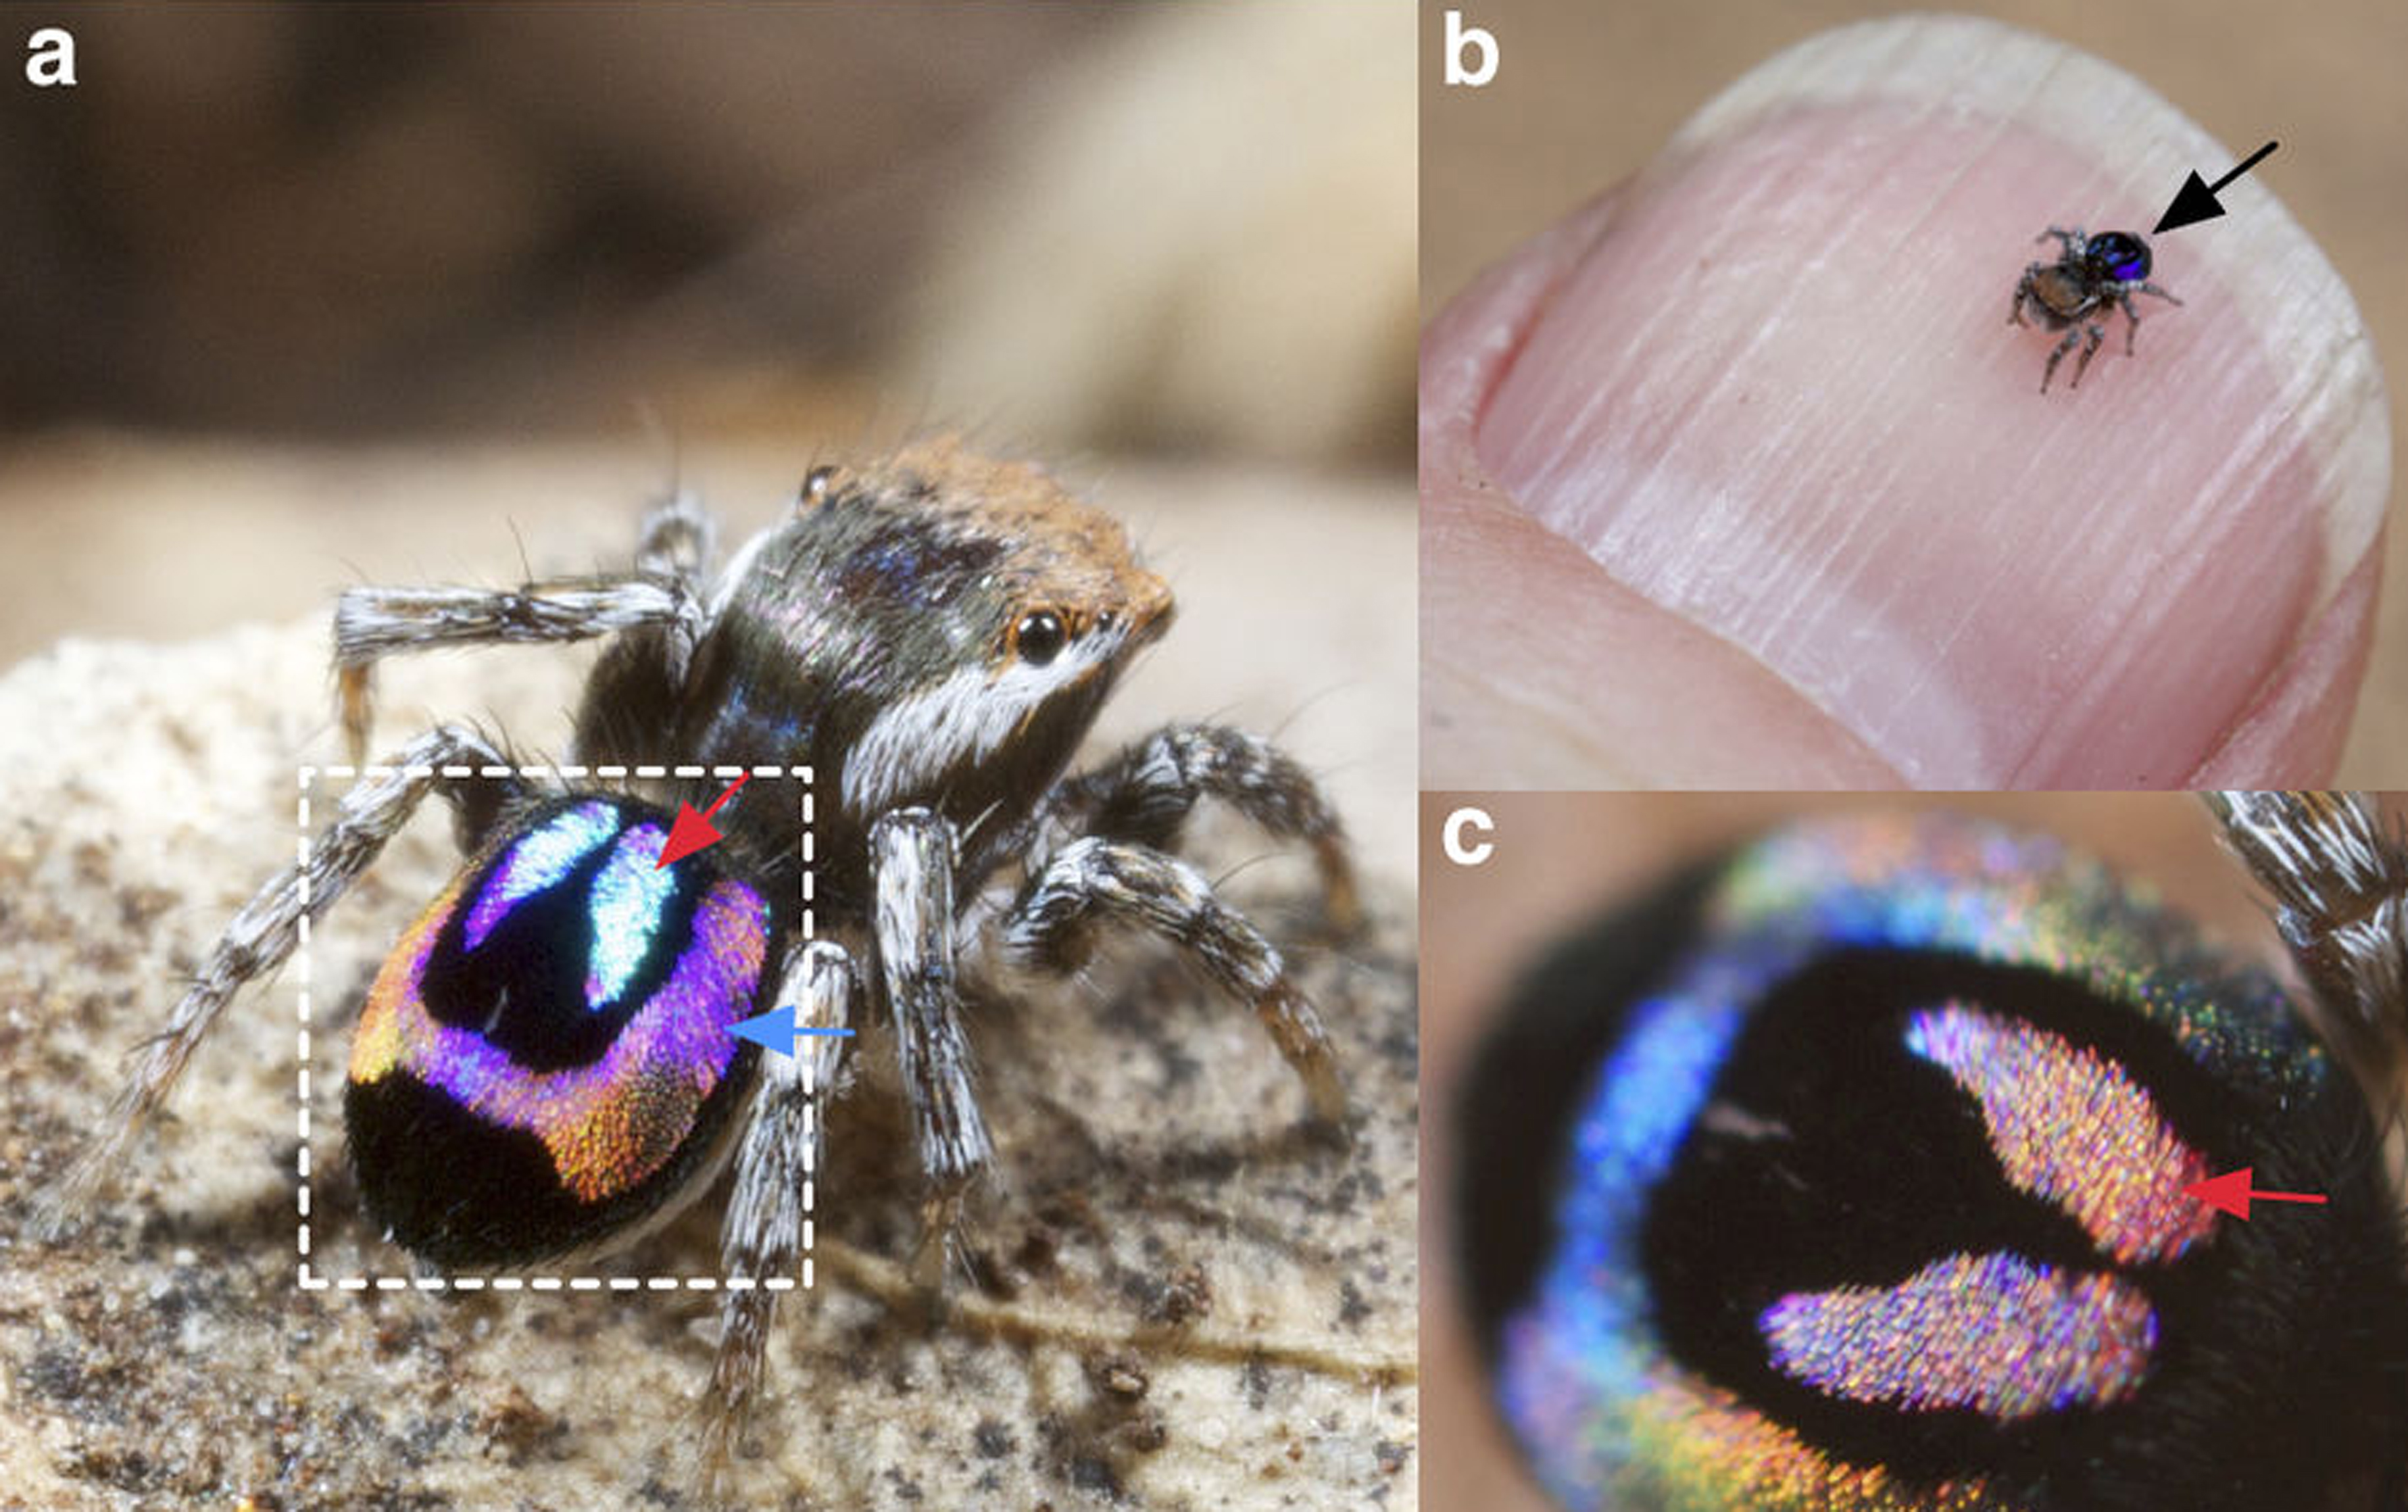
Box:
1462;815;2408;1512
345;796;776;1266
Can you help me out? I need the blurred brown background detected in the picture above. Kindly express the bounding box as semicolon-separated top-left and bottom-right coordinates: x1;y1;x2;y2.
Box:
0;1;1413;658
1421;0;2408;785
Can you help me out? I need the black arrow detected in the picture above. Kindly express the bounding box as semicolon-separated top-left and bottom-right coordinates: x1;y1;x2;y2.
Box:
2152;141;2278;234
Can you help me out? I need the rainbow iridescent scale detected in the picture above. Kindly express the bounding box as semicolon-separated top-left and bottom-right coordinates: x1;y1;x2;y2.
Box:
1460;815;2407;1512
346;796;773;1266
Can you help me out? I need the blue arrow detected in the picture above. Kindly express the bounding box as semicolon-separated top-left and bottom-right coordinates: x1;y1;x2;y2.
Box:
731;1005;855;1058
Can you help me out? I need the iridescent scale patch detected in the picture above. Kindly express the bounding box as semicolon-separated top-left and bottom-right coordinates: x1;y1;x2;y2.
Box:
351;798;771;1209
463;800;618;951
585;821;678;1009
1903;1003;2215;1264
1759;1253;2156;1418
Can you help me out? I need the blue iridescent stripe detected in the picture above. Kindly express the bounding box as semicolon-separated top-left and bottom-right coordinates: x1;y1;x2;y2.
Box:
464;801;618;952
585;822;675;1010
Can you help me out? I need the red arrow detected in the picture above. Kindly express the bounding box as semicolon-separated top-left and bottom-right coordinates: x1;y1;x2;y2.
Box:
655;773;752;869
2184;1166;2327;1222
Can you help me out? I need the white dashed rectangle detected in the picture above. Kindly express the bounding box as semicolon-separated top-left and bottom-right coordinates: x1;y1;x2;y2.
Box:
294;765;820;1294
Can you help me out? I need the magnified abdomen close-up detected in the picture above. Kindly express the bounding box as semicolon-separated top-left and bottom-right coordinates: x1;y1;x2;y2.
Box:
1434;794;2408;1512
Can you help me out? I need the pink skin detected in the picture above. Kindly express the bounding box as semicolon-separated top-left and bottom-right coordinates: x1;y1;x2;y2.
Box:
1422;111;2382;789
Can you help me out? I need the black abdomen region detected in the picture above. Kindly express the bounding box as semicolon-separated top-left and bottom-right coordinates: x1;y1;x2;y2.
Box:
345;1064;752;1269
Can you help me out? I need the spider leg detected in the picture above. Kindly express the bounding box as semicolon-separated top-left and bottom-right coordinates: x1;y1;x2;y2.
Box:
700;938;852;1490
2114;282;2183;362
2038;226;2084;256
871;808;994;1286
559;487;731;766
1000;835;1347;1127
35;724;526;1238
2071;321;2106;389
635;486;719;586
1038;723;1358;932
2008;269;2041;328
2042;326;2084;393
334;573;704;762
2204;792;2408;1081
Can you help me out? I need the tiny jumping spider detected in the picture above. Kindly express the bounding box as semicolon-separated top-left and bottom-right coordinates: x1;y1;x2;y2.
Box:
2009;227;2182;393
39;439;1356;1480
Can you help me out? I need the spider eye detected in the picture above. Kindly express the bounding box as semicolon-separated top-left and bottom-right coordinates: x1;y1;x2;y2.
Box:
1012;610;1067;666
796;465;839;513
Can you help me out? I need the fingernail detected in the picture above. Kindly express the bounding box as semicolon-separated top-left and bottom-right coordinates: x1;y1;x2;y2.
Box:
2187;543;2380;785
1472;15;2389;787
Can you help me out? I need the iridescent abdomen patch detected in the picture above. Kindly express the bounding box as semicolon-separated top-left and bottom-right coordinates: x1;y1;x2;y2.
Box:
1457;815;2408;1512
1759;1253;2156;1420
347;795;774;1266
1900;1004;2216;1266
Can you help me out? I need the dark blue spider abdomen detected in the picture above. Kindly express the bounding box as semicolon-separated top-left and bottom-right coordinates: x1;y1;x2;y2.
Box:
2088;232;2152;285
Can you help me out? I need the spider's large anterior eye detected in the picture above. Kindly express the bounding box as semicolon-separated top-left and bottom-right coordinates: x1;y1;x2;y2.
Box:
1013;610;1067;666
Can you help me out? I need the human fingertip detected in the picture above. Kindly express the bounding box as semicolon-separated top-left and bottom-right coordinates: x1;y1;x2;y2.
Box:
1425;13;2388;789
